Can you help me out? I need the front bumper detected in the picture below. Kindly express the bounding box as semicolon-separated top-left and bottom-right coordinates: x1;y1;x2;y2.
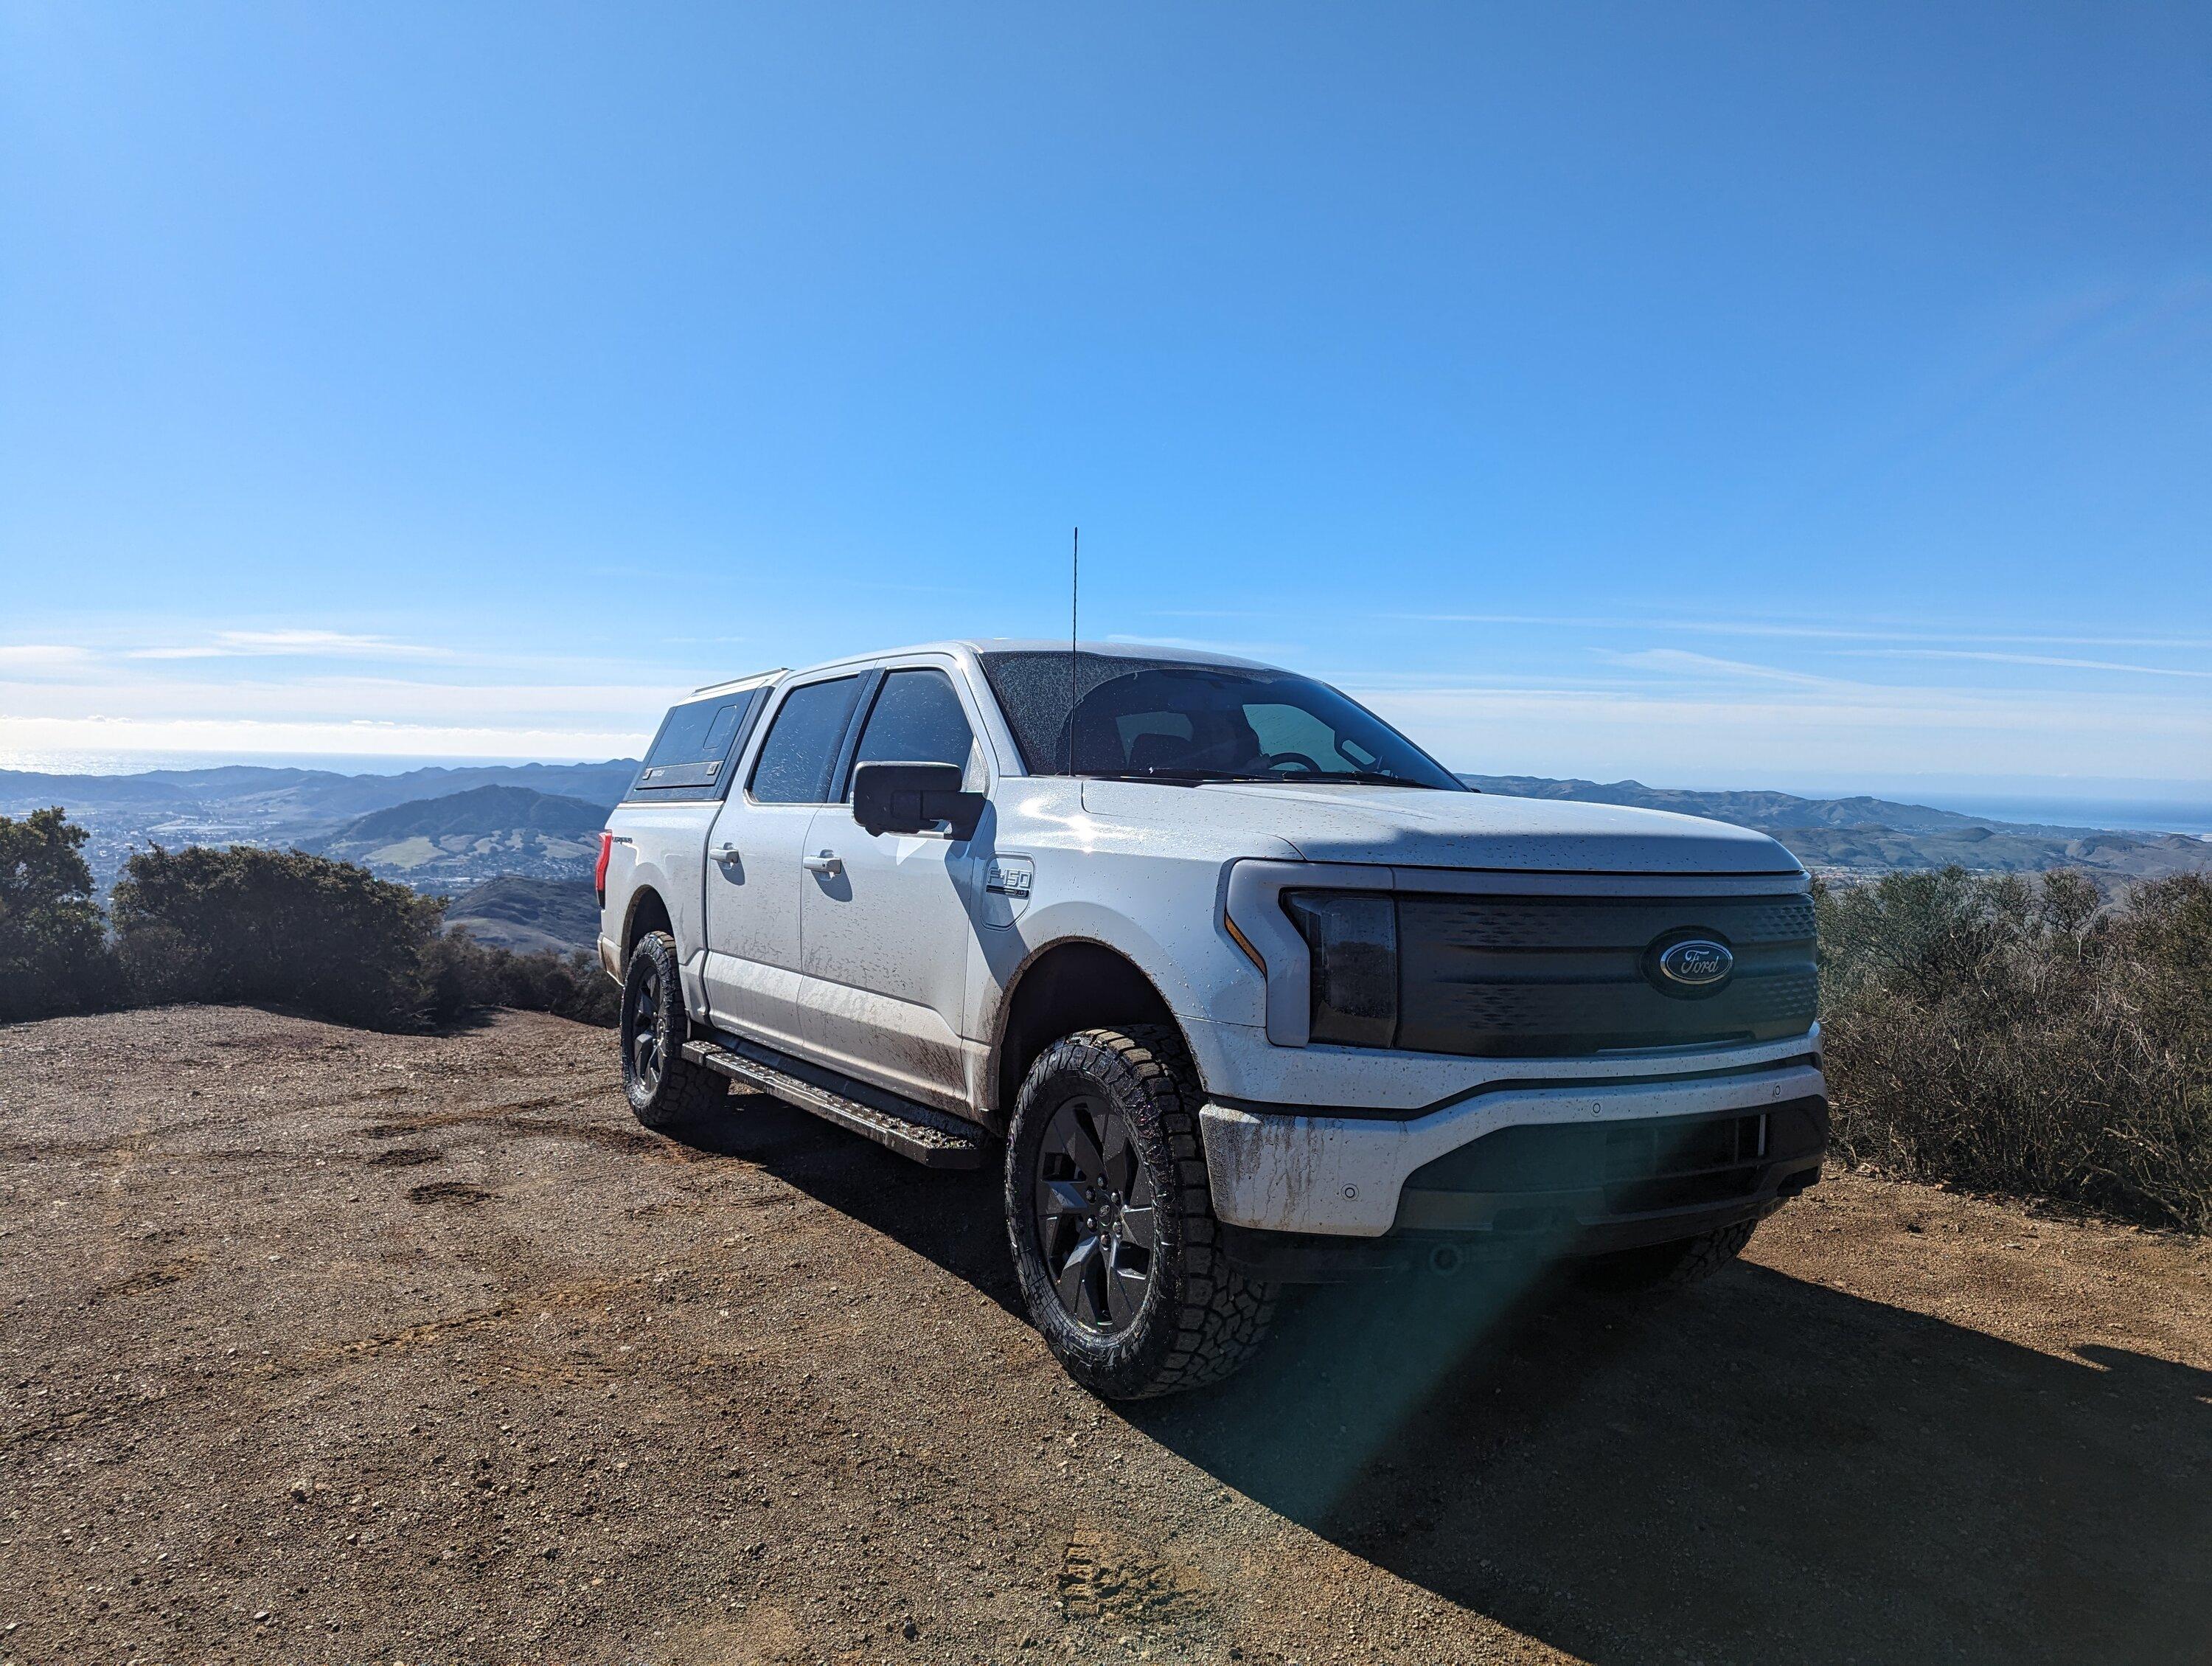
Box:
1198;1061;1827;1242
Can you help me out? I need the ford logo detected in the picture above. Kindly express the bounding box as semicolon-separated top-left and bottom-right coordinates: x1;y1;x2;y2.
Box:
1655;937;1734;991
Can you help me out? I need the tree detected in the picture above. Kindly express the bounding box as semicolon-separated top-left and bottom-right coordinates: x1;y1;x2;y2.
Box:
0;808;119;1021
111;844;443;1030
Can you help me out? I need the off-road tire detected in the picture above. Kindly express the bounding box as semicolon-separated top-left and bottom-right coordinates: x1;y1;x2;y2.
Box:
1583;1217;1759;1291
619;931;726;1133
1005;1025;1275;1399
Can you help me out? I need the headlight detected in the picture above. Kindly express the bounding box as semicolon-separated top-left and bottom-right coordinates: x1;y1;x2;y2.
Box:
1284;891;1398;1047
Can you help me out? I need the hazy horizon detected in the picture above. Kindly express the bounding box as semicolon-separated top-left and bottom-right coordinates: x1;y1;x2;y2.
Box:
7;746;2210;840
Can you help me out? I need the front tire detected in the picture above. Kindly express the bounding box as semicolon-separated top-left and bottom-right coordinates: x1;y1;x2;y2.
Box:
1004;1026;1275;1399
618;931;726;1132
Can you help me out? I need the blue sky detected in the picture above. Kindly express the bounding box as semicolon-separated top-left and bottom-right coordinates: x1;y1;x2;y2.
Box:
2;3;2208;802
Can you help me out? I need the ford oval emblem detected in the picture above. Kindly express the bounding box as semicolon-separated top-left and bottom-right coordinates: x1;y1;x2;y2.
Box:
1656;937;1733;990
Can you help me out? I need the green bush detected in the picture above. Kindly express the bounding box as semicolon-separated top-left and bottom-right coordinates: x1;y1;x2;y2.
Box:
420;929;619;1028
111;844;445;1030
1818;868;2212;1233
0;807;122;1021
4;817;618;1032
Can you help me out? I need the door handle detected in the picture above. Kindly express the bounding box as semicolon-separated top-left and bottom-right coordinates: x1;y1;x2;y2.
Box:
802;850;843;876
712;842;740;864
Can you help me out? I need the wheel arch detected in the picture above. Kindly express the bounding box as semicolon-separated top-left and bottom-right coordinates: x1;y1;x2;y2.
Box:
986;937;1197;1125
619;886;674;967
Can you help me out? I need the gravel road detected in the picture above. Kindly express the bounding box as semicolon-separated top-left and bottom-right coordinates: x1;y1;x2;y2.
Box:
2;1005;2208;1665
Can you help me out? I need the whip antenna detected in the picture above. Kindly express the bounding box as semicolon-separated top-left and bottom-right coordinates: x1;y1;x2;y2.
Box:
1068;526;1079;774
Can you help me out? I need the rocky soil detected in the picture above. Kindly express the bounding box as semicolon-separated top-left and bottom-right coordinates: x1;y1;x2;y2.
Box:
2;1005;2208;1665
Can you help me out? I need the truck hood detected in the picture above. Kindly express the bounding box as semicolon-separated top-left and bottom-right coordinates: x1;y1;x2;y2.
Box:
1078;779;1802;876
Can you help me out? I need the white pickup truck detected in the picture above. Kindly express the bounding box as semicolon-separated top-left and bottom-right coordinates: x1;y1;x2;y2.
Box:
596;641;1826;1398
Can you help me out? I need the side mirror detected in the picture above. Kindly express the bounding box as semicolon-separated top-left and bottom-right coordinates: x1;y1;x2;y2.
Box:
852;761;984;841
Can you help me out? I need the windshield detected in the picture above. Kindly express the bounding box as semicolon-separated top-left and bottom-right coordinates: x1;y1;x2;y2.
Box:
975;650;1464;789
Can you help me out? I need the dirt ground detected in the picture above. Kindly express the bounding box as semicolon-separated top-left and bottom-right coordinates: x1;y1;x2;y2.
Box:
2;1005;2208;1666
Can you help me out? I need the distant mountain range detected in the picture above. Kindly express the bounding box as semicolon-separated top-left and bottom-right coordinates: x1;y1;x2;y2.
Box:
0;760;639;890
4;757;2207;894
310;785;609;885
1463;776;2212;886
0;759;637;820
442;875;602;957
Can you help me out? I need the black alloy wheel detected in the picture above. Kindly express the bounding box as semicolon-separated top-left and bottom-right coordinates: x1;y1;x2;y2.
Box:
1004;1026;1276;1398
625;954;667;1097
619;930;726;1132
1034;1094;1159;1333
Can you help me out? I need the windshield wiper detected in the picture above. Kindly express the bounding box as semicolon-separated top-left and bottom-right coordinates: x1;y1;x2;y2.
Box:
1074;770;1202;788
1302;771;1450;790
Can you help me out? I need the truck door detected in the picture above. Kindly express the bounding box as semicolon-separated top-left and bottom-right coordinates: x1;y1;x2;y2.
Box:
700;673;868;1057
799;664;985;1113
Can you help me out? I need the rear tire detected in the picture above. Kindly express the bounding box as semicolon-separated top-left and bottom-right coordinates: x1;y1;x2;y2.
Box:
1582;1218;1758;1291
619;931;726;1133
1004;1025;1275;1400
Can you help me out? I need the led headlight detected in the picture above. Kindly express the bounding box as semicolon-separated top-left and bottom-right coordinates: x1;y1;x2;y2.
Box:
1283;891;1398;1048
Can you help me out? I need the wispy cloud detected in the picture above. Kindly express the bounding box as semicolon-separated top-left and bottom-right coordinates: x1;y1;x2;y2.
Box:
0;645;95;672
1396;612;2212;652
128;629;448;661
1840;648;2212;679
1105;633;1305;662
1597;648;1852;689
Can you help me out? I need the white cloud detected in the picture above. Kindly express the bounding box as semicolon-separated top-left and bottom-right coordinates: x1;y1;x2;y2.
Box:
1104;634;1305;662
1840;648;2212;679
1395;612;2212;652
128;629;447;661
1348;679;2212;786
0;645;94;672
1596;648;1852;689
0;715;650;762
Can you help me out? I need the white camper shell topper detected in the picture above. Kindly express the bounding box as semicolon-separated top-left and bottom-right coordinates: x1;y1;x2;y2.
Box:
596;641;1826;1398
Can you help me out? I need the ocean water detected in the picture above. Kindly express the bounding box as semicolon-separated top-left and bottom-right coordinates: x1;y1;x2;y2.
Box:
1915;796;2212;839
7;749;2208;840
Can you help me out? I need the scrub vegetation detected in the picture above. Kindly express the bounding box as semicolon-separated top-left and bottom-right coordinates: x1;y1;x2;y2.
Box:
11;808;2211;1233
0;809;616;1032
1818;868;2212;1233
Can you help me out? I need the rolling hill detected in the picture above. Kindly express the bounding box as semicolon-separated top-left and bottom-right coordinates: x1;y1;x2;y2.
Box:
442;875;602;956
0;760;640;888
1464;775;2212;885
310;785;608;885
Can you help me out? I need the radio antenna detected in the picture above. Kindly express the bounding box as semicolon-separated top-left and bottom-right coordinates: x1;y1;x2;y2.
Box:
1067;526;1080;775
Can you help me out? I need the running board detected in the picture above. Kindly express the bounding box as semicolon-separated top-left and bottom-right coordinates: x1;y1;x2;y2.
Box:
681;1037;987;1170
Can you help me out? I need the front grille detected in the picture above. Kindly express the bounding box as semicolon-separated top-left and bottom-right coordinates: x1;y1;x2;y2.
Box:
1395;890;1817;1057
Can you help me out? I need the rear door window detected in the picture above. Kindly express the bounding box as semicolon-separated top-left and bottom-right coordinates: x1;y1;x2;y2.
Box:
630;689;765;800
842;669;978;799
749;677;865;805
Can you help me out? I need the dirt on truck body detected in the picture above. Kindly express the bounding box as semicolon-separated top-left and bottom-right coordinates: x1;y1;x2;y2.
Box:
1;1004;2208;1665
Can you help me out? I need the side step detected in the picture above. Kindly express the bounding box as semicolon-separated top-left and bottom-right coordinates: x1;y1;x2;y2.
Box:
681;1036;987;1170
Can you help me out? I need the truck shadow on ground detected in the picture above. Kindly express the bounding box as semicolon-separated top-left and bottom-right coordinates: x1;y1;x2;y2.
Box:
672;1096;2212;1666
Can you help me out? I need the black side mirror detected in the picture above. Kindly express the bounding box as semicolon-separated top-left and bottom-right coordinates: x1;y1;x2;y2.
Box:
852;761;984;841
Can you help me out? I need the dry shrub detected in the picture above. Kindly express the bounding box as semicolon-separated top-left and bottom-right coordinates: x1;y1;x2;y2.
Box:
1817;868;2212;1233
419;929;619;1028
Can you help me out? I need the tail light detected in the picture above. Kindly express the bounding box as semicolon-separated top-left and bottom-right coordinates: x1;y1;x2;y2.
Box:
594;831;614;908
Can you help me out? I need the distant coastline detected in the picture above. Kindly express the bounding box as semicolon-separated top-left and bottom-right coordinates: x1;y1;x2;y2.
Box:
6;749;2206;842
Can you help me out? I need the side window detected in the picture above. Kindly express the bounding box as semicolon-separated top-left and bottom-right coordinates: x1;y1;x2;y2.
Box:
749;677;863;805
844;669;978;799
632;689;762;797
